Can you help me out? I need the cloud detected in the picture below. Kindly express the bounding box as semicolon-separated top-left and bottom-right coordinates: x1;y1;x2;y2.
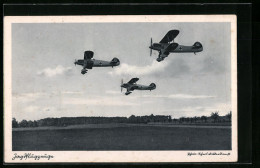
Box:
37;65;72;77
61;91;82;95
13;92;47;103
199;56;227;75
63;97;139;106
169;94;216;99
23;105;40;113
162;103;231;118
105;90;120;95
142;94;216;99
108;60;169;76
13;91;80;103
13;92;44;99
152;57;191;78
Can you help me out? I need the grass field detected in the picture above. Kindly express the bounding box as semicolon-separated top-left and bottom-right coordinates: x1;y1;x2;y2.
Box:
12;124;231;151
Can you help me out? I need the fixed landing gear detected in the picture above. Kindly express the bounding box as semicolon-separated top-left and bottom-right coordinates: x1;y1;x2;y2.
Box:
125;91;132;95
157;57;163;62
81;69;88;75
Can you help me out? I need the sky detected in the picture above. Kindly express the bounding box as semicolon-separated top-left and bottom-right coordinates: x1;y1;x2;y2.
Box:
12;22;231;121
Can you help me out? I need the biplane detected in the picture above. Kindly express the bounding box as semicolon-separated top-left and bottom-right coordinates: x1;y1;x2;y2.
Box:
74;51;120;74
120;78;156;95
149;30;203;62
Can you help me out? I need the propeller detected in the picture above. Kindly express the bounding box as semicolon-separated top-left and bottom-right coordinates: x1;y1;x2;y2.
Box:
121;79;123;92
74;59;77;66
150;38;153;56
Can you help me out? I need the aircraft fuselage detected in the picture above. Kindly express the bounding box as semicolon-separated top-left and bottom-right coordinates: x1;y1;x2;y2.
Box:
74;56;120;75
150;42;203;54
121;83;156;91
134;84;154;91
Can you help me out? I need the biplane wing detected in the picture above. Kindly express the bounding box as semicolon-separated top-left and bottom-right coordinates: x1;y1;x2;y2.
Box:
159;30;179;44
75;60;84;66
129;85;139;91
127;78;139;84
84;51;94;60
165;42;179;51
157;52;169;62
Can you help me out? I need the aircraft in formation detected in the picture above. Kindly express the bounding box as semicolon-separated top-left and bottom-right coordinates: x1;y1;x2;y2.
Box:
149;30;203;62
74;29;202;95
74;51;120;74
120;78;156;95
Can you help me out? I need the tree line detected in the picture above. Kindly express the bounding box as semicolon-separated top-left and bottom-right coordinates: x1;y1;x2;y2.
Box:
12;111;232;128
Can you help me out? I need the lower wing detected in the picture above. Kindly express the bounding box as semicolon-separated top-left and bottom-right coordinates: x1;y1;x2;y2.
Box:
157;52;169;62
128;85;138;91
75;59;84;66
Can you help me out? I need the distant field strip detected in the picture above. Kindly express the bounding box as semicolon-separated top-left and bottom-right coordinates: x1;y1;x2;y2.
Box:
12;123;231;131
13;124;231;151
131;123;231;129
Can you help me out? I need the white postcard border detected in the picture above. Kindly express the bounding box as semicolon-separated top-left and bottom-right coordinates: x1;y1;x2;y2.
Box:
4;15;237;163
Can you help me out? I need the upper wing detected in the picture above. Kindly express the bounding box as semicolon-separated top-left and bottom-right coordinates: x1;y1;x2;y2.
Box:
159;30;179;44
84;51;94;60
127;78;139;84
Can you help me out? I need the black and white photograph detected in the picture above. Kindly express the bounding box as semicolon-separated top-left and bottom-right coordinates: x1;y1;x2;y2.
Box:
4;15;237;162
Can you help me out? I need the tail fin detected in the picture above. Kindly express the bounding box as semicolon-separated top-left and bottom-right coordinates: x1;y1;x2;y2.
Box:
111;57;120;65
193;42;202;48
149;83;156;90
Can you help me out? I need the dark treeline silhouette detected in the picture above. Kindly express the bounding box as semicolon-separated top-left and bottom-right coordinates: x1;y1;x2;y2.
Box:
176;111;232;124
12;111;232;128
